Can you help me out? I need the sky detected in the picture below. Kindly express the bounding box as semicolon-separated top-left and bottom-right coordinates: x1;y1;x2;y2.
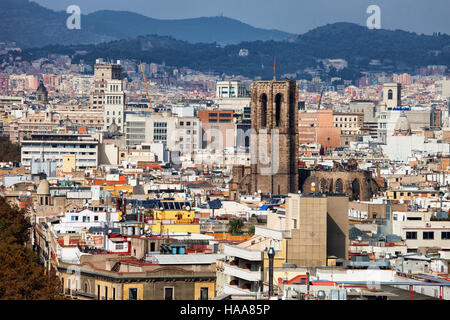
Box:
33;0;450;35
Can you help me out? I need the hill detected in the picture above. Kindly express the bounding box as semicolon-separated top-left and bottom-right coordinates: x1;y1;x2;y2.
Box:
0;0;292;48
13;22;450;80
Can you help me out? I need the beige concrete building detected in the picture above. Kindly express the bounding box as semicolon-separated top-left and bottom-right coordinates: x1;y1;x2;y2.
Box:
268;193;349;266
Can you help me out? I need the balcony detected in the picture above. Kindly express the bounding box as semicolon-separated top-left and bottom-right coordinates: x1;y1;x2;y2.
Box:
223;284;255;296
223;262;262;282
223;245;263;261
72;290;97;300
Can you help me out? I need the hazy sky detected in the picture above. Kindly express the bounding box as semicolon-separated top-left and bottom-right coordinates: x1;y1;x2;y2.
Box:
33;0;450;35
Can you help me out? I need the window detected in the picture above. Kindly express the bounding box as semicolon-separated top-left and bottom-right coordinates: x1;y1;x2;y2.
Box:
113;287;116;300
105;286;108;300
388;89;393;100
441;232;450;240
423;232;434;240
200;287;209;300
129;288;138;300
164;287;174;300
406;232;417;240
260;93;267;128
97;285;101;300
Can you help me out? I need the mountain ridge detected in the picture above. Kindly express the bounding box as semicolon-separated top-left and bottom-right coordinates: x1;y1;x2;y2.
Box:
0;0;293;47
12;22;450;80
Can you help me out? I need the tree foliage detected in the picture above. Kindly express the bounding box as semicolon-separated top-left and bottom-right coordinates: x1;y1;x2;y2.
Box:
228;218;244;235
0;197;63;300
12;22;450;82
0;137;21;163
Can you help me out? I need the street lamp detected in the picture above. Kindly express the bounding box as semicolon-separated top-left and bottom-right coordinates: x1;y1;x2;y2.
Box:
267;247;275;297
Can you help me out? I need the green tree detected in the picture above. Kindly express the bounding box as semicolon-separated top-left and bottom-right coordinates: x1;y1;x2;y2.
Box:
0;197;63;300
248;225;255;235
0;137;21;162
228;218;244;235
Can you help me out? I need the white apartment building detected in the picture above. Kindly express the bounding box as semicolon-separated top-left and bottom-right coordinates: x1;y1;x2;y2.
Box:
125;112;201;156
174;116;202;158
216;81;247;98
214;80;250;113
125;112;176;148
104;79;125;133
218;226;283;297
53;207;119;234
21;133;99;170
435;77;450;99
393;211;450;251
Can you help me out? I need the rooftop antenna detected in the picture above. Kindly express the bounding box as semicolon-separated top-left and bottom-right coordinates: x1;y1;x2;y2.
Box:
273;57;276;81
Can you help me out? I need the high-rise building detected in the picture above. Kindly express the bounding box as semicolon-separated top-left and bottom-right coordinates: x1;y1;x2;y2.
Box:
90;59;122;110
104;79;125;133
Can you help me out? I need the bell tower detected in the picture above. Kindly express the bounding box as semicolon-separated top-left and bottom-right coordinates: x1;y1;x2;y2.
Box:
250;80;298;195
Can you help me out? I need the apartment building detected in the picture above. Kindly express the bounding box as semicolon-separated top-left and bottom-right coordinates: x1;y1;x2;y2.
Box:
90;60;122;110
21;133;99;170
198;109;235;150
393;211;450;251
125;112;176;148
17;107;103;143
298;109;341;152
218;193;349;297
103;79;125;133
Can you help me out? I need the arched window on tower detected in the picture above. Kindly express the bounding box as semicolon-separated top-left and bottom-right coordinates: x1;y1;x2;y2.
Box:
260;93;267;128
388;89;393;100
275;93;282;127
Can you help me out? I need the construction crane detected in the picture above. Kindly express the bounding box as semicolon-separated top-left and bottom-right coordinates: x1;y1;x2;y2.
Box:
140;61;153;110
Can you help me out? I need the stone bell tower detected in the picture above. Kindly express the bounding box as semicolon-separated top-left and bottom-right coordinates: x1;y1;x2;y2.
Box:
249;80;298;195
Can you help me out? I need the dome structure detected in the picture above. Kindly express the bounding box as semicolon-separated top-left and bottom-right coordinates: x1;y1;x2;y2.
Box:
394;111;411;136
36;80;48;105
36;179;50;195
108;118;119;133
